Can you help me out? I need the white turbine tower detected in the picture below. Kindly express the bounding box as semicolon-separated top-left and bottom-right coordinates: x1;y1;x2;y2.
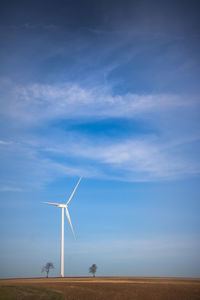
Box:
44;177;82;277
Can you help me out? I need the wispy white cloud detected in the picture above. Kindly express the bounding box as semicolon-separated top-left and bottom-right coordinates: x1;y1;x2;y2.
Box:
41;133;200;181
0;186;23;192
1;80;196;124
0;23;58;31
0;140;11;145
0;137;102;189
0;79;199;185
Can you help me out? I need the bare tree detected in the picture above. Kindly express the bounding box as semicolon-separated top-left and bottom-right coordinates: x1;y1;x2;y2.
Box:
89;264;97;277
41;262;54;278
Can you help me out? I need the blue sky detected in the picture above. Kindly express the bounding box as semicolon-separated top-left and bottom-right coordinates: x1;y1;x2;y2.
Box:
0;0;200;278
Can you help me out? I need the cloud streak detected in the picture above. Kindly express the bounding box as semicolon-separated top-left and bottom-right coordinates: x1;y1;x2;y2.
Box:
0;186;23;192
0;79;199;185
41;133;200;181
1;80;196;124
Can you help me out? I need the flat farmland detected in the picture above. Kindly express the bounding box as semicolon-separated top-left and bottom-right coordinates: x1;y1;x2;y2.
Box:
0;277;200;300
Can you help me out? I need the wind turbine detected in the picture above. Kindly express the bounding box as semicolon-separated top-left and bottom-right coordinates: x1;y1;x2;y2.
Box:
44;177;82;277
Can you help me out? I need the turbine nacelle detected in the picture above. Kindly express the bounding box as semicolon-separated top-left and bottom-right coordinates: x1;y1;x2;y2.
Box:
58;204;67;208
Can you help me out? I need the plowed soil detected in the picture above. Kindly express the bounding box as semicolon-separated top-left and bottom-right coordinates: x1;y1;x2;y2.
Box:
1;277;200;300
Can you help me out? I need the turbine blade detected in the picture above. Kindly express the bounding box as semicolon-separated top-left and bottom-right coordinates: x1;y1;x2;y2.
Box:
43;202;60;206
66;177;82;206
65;207;76;240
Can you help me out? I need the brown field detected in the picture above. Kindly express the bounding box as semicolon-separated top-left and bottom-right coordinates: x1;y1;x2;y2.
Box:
0;277;200;300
